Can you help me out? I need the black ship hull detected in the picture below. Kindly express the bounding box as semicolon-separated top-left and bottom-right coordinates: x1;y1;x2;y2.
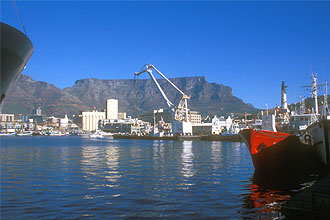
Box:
1;22;33;103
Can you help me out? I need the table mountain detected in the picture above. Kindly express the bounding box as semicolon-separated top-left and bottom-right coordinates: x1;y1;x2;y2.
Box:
2;74;257;117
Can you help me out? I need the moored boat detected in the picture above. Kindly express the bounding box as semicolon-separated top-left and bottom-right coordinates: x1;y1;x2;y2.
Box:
89;130;113;139
239;78;329;181
307;119;330;168
239;129;319;180
16;131;33;136
90;133;104;138
306;82;330;169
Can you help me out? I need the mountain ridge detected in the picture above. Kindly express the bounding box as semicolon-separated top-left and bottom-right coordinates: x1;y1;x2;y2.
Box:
2;74;258;117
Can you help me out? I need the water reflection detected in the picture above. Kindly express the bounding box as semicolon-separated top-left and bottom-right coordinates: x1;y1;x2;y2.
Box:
81;146;102;176
249;183;290;213
81;145;121;188
2;137;307;219
181;141;194;178
104;146;121;187
210;141;223;170
153;141;166;160
240;181;291;219
60;147;69;171
231;142;244;157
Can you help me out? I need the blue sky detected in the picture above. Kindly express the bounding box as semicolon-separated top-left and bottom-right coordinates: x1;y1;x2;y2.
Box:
2;1;330;109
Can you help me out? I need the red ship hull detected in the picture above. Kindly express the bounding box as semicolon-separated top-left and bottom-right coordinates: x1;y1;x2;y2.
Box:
240;129;320;181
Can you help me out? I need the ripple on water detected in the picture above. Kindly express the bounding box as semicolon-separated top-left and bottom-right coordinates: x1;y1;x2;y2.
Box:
1;137;304;219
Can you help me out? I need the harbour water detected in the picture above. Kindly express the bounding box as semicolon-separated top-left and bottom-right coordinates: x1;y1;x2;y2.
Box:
0;136;311;219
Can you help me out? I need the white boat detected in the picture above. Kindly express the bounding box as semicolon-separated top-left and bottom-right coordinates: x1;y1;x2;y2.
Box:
306;80;330;167
49;132;65;136
0;132;16;136
89;130;113;139
16;131;33;136
90;133;103;138
306;78;330;168
307;119;330;167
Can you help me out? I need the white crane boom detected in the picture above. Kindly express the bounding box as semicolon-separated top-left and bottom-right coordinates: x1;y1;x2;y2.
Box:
151;65;187;97
134;64;190;123
135;65;175;113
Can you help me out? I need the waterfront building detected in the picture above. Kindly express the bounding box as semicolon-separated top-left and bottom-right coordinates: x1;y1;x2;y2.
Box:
106;99;118;120
30;106;43;123
211;116;233;134
100;117;152;134
59;115;69;130
72;114;82;128
46;116;58;127
118;112;127;119
82;110;106;131
20;114;28;122
189;111;202;124
192;123;212;135
0;113;14;122
29;115;43;124
31;107;42;116
36;107;42;116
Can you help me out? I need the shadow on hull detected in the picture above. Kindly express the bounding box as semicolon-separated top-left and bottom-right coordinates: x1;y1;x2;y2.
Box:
1;22;33;103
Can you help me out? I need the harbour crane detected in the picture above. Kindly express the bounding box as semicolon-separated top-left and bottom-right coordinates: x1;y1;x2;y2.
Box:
134;64;192;135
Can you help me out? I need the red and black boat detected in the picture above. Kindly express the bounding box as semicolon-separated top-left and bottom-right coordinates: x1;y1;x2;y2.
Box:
239;129;321;181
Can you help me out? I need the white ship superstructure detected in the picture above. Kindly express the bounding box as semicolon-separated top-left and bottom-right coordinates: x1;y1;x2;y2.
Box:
306;78;330;167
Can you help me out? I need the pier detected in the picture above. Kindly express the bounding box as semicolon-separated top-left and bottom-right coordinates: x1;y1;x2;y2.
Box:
282;173;330;218
113;134;242;141
200;134;243;142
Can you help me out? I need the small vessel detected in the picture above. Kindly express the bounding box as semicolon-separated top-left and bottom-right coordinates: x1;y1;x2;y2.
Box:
0;132;16;136
49;131;65;136
90;133;103;138
90;130;113;139
16;131;33;136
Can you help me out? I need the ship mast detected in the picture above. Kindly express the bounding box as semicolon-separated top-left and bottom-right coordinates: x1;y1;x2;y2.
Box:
281;81;289;113
302;74;325;115
321;81;329;118
312;75;318;114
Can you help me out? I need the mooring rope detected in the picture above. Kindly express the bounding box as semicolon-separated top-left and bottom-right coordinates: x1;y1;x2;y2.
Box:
10;0;27;35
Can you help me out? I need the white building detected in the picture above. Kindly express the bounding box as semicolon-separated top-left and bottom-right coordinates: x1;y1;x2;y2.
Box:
36;107;42;116
118;112;126;119
211;116;233;134
189;111;202;124
82;110;106;131
0;113;14;122
106;99;118;120
59;114;69;129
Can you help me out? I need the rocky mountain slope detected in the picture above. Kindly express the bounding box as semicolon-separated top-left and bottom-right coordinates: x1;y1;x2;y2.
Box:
2;74;257;117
